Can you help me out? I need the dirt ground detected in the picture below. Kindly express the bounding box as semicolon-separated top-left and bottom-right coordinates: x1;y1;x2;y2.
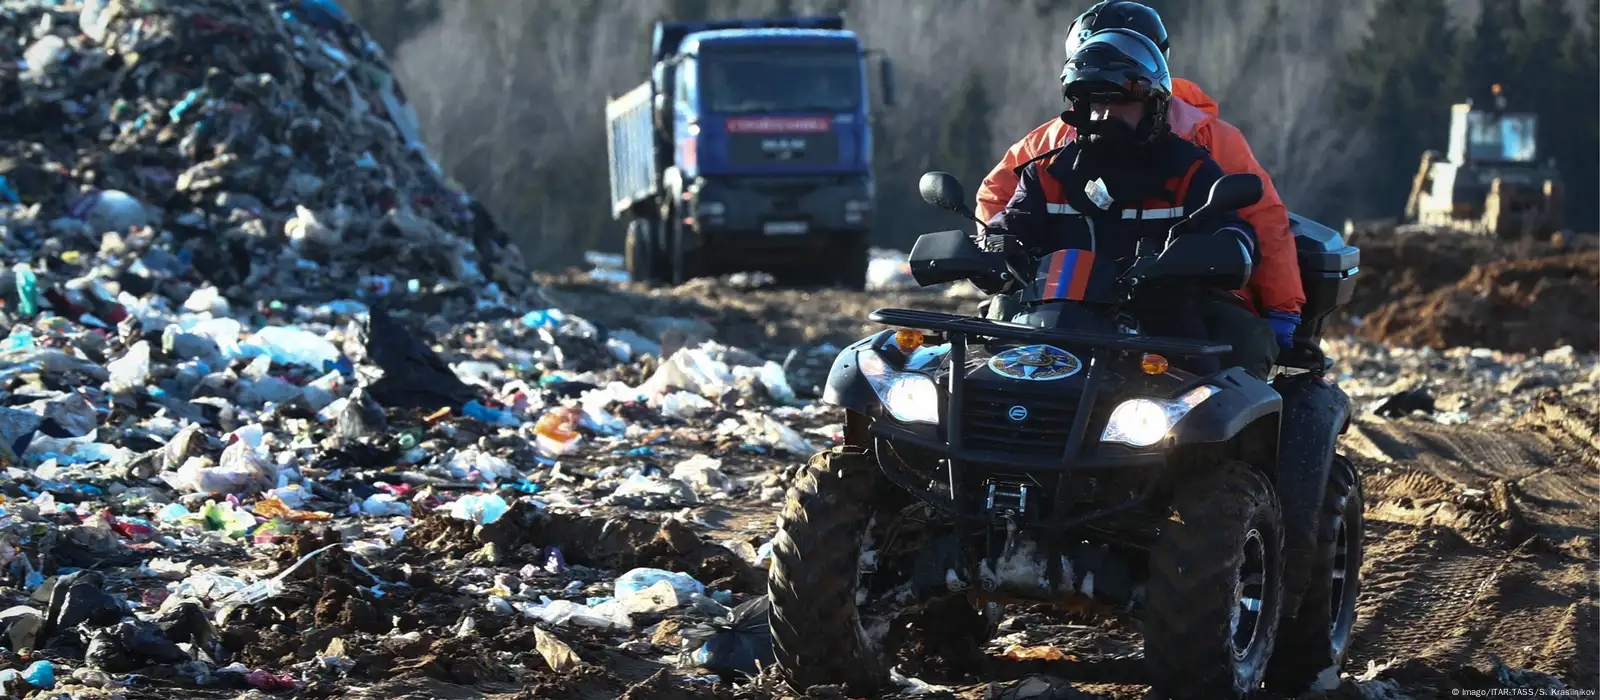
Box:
1337;229;1600;353
501;263;1597;700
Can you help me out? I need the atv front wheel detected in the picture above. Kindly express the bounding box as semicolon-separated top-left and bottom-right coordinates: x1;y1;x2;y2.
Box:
1145;460;1285;700
768;447;891;694
1266;454;1364;694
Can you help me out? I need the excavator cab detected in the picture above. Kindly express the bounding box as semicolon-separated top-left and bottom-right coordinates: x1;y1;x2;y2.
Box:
1405;84;1564;238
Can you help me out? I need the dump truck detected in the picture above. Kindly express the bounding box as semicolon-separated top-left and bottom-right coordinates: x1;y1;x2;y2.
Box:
606;15;894;289
1405;84;1564;238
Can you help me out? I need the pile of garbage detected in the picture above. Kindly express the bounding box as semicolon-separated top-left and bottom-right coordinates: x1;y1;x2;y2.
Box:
0;0;531;314
0;282;841;694
0;0;825;696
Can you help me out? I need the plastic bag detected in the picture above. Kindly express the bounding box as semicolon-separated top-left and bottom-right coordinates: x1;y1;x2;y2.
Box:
248;326;340;368
670;455;729;495
732;362;797;404
162;447;273;496
107;341;152;393
679;595;776;678
447;493;509;525
739;412;816;456
449;448;518;483
360;494;412;517
614;568;704;599
642;345;735;398
518;598;630;630
609;472;697;506
656;391;714;420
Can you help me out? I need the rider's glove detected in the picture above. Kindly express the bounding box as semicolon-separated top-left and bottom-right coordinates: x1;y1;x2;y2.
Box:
979;234;1022;255
1265;310;1301;350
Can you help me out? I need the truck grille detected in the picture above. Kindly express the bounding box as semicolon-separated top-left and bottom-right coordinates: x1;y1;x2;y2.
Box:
727;132;840;167
962;383;1074;459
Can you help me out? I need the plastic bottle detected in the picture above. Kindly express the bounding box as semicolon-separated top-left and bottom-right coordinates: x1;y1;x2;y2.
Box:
12;264;38;318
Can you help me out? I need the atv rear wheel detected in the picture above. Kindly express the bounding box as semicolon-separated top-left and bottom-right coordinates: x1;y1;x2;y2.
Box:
1145;460;1285;700
768;447;891;694
1266;454;1364;694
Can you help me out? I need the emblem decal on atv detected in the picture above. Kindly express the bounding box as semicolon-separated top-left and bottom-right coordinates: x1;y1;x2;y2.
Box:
987;345;1083;382
1008;405;1029;421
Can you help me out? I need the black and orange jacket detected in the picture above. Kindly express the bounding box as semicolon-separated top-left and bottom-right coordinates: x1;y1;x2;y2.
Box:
986;135;1258;294
976;79;1302;317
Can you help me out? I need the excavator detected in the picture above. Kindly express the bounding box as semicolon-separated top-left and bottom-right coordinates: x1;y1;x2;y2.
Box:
1405;84;1564;238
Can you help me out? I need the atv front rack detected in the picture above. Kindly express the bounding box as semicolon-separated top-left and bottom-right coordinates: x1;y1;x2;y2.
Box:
865;307;1229;531
868;308;1231;357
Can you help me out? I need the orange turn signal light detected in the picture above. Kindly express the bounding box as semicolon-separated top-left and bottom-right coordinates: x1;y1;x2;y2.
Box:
1141;353;1170;375
894;328;925;351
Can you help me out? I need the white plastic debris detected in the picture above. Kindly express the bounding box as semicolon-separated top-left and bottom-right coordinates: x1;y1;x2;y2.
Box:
446;493;509;525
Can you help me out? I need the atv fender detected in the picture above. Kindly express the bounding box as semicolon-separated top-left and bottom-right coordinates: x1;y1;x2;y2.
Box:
1169;367;1283;446
822;330;894;413
1272;372;1352;611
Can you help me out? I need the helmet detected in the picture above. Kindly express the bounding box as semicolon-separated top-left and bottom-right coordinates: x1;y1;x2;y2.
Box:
1059;28;1173;146
1064;1;1170;60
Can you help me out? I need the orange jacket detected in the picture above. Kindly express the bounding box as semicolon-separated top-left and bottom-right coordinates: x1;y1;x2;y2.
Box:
976;79;1304;316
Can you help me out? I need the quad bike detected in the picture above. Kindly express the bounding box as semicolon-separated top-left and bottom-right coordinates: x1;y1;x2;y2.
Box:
767;171;1365;699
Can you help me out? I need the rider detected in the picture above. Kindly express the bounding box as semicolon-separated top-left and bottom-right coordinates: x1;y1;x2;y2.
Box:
976;1;1305;356
983;28;1279;378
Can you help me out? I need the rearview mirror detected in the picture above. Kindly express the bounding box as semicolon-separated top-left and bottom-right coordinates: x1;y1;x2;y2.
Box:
907;229;1004;287
1169;173;1264;239
1198;173;1264;218
919;171;970;215
1142;232;1254;291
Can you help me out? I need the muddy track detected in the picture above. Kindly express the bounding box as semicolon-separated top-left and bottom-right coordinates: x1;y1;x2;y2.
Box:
1343;417;1598;689
533;276;1597;698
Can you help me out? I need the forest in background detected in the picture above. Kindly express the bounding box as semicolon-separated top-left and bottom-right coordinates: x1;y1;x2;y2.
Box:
341;0;1599;268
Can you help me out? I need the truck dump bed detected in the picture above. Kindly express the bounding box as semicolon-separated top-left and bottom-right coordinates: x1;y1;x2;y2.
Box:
605;81;657;219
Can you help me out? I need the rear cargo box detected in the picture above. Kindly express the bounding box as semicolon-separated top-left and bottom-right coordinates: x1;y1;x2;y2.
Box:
1287;213;1359;343
605;82;659;219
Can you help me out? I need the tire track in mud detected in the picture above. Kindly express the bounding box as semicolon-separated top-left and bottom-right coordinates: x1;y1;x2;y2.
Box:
1342;418;1598;687
1349;520;1593;677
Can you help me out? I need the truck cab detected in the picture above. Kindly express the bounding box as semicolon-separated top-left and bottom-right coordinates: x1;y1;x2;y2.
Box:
608;17;893;288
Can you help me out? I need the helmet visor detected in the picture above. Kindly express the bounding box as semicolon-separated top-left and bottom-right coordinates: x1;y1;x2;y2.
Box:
1060;29;1168;95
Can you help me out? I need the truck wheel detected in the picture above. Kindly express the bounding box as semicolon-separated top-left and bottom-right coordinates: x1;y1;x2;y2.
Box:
1145;460;1284;700
669;212;703;286
834;238;870;291
768;447;891;694
1265;455;1363;695
625;219;662;286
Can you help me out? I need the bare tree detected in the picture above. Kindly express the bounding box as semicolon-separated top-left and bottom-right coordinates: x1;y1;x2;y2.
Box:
381;0;1428;262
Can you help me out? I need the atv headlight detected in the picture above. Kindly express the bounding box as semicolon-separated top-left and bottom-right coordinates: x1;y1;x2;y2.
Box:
1100;385;1220;448
858;349;940;424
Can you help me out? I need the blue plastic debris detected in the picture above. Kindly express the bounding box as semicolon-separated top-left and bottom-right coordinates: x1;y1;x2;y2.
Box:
614;568;704;599
324;355;355;378
682;596;775;678
520;309;566;329
462;401;509;425
22;660;55;689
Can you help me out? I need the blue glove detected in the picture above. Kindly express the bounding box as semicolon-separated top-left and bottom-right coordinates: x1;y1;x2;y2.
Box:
1265;311;1301;350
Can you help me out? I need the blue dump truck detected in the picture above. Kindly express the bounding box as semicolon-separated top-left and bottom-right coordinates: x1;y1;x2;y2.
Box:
607;16;894;289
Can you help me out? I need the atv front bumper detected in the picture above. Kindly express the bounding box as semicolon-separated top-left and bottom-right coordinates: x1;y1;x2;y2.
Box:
863;307;1232;530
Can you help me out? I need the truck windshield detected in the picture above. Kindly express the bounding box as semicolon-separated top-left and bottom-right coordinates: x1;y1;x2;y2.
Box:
1466;112;1537;162
700;48;861;114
